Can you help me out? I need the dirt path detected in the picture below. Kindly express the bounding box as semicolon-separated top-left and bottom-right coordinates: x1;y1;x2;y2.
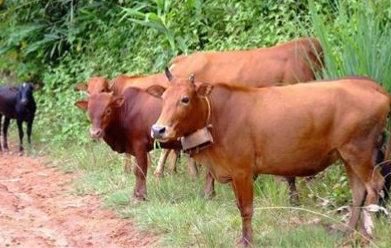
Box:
0;146;159;248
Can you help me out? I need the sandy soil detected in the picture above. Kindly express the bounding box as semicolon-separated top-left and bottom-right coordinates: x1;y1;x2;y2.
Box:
0;145;159;248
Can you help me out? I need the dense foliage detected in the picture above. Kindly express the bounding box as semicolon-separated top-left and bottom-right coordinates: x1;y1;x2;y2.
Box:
1;0;391;144
0;0;329;143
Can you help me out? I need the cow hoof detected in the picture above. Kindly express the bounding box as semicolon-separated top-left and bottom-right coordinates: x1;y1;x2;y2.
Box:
237;237;251;247
153;172;164;179
201;190;216;199
289;194;300;205
328;223;352;236
132;195;147;204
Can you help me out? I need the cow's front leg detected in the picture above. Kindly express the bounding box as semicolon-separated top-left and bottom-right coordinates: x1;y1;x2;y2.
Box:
16;119;24;152
3;117;10;151
232;174;254;246
154;149;171;179
27;119;33;146
133;147;149;202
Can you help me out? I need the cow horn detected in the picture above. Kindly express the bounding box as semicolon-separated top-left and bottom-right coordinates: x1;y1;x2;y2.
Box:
189;74;195;84
165;67;173;82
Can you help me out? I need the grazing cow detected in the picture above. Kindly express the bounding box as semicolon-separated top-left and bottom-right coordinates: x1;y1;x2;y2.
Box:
0;83;38;152
76;75;187;176
147;74;390;245
75;86;189;201
170;37;324;201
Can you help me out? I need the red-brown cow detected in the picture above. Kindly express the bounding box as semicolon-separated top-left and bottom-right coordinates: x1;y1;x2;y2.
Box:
147;73;390;245
75;75;202;201
170;37;323;86
170;37;324;201
76;75;185;175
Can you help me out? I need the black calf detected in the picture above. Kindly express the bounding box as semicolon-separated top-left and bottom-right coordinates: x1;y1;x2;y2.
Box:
0;83;38;152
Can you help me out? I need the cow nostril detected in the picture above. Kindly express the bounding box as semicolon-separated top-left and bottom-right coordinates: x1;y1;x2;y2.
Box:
90;129;102;138
152;125;166;138
158;127;166;134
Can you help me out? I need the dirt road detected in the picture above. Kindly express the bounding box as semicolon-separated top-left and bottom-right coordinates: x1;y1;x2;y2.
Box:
0;146;159;248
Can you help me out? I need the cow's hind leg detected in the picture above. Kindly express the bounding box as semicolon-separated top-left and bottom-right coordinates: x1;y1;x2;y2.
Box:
124;154;132;174
343;163;366;232
202;171;216;198
168;149;179;173
286;176;299;204
340;145;385;238
187;158;199;178
3;117;10;151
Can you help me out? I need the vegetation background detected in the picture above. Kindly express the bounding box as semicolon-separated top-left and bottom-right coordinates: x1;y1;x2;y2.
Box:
1;0;391;247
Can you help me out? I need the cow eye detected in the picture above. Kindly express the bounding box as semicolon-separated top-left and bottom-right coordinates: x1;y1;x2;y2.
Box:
105;108;112;115
181;96;190;105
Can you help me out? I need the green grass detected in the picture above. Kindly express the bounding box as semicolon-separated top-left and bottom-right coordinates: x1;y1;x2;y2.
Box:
46;141;391;248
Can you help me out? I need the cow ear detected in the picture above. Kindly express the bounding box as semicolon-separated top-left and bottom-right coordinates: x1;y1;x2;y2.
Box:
75;100;88;111
9;86;19;92
165;67;173;82
196;83;213;96
113;97;124;108
32;84;41;90
75;83;87;91
146;85;166;98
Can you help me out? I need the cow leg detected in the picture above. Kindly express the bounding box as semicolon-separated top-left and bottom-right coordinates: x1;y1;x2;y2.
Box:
232;174;254;246
3;117;10;151
168;149;179;173
133;148;149;202
0;115;2;150
202;171;216;198
187;158;199;178
286;176;299;204
16;119;24;152
340;146;384;238
26;119;33;146
344;163;366;232
124;154;132;174
154;149;171;179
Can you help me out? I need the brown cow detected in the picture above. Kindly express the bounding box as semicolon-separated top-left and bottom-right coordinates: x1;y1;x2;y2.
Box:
147;74;390;245
170;37;324;201
75;76;203;201
76;75;185;176
170;37;323;86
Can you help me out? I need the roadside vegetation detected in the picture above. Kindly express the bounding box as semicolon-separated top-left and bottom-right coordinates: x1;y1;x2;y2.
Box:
1;0;391;247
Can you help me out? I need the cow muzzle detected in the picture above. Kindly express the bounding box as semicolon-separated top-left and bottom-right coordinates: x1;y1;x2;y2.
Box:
21;99;28;106
151;124;168;140
90;128;103;139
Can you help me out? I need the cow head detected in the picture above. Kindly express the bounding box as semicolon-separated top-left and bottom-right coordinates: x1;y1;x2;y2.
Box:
146;68;213;141
18;82;39;106
75;77;110;95
75;92;124;139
